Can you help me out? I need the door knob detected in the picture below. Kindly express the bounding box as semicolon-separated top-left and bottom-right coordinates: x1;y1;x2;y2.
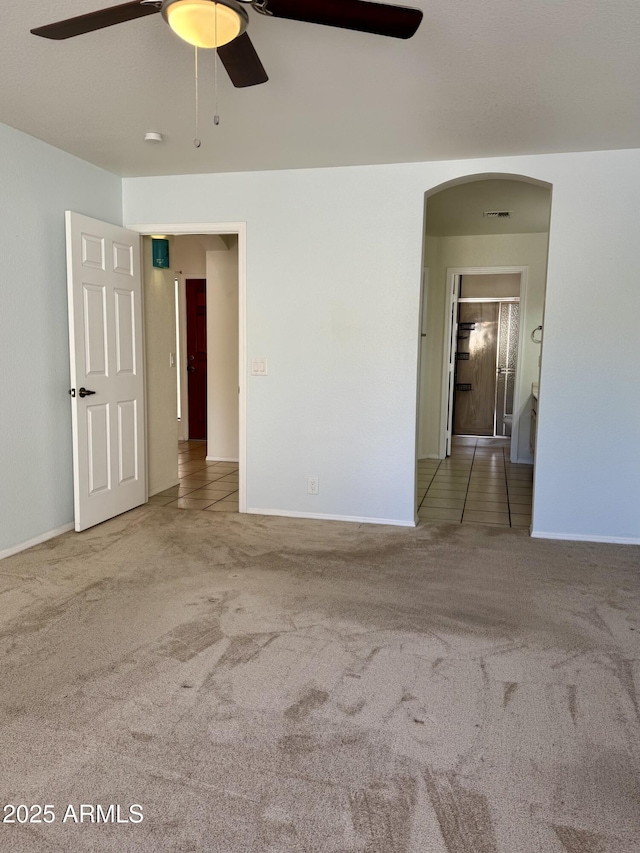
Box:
78;387;96;397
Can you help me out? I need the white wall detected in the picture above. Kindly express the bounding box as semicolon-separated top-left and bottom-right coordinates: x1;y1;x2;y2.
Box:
0;122;122;557
172;234;229;277
206;243;239;460
462;274;521;297
142;237;178;495
420;232;549;462
419;237;441;460
127;169;422;525
123;149;640;542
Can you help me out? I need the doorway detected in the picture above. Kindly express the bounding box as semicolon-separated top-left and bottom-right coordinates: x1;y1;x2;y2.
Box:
186;278;207;440
129;221;247;514
418;175;552;471
418;177;552;474
417;174;552;532
451;274;520;440
441;267;527;462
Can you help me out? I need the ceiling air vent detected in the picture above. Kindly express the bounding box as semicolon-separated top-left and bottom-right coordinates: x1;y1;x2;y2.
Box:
483;210;512;219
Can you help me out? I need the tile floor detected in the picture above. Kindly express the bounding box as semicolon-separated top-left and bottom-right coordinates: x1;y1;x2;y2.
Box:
148;437;533;528
417;436;533;528
147;440;239;513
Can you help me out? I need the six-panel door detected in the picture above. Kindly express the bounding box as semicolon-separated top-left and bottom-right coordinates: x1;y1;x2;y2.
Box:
66;212;146;531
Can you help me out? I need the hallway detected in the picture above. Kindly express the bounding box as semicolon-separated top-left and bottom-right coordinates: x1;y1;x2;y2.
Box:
148;441;239;513
418;437;533;528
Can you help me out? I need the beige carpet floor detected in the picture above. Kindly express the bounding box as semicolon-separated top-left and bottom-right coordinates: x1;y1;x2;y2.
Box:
0;508;639;852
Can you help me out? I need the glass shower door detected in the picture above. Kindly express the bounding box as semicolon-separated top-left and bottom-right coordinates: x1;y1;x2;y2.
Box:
495;301;519;436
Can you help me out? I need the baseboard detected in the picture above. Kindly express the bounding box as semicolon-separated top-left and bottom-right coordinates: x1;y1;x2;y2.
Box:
514;455;534;465
531;530;640;545
206;456;239;463
0;523;75;561
149;478;179;497
246;508;416;527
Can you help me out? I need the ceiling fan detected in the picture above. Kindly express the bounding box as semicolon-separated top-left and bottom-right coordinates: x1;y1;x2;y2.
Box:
31;0;423;89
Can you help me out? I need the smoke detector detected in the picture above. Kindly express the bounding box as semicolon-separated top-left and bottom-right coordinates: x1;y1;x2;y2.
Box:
483;210;512;219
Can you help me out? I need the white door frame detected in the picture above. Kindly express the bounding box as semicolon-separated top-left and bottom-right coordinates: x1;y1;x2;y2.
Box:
176;274;189;442
416;267;429;460
440;265;528;463
127;221;247;513
442;272;460;458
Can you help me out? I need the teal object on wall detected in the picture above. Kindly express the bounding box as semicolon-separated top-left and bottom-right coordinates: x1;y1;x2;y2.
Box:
152;238;170;269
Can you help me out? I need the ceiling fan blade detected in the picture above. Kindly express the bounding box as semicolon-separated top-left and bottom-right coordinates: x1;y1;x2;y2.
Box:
262;0;423;39
217;33;268;88
31;1;160;40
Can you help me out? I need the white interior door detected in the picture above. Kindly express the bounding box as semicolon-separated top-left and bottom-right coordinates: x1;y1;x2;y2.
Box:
66;211;146;532
444;274;460;456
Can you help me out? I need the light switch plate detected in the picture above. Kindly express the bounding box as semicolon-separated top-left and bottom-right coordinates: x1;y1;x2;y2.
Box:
251;357;268;376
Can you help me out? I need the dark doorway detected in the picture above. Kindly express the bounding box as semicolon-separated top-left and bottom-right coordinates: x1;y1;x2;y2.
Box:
186;278;207;440
454;302;499;436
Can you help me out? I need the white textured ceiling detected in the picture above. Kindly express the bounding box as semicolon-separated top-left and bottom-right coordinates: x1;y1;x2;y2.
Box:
4;0;640;177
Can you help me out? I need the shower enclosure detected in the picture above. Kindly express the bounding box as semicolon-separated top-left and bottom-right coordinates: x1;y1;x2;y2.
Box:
453;298;520;437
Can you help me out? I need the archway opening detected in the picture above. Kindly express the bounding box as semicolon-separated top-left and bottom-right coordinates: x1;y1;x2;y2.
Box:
416;174;552;530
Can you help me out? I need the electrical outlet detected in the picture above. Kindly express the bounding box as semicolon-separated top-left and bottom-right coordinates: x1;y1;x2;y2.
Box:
307;476;319;495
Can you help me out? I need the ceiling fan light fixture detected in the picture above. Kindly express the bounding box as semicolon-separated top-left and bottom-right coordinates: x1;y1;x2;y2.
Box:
162;0;248;49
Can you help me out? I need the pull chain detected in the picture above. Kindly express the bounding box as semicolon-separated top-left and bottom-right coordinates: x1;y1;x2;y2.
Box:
194;46;201;148
213;5;220;125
